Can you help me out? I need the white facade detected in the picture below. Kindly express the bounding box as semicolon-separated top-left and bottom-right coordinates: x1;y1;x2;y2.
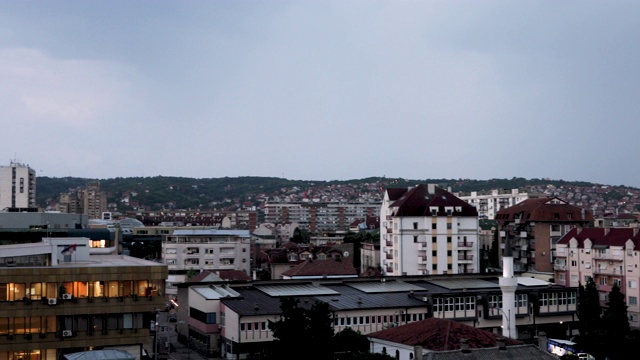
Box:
380;185;480;276
456;189;530;219
0;161;36;209
162;229;251;297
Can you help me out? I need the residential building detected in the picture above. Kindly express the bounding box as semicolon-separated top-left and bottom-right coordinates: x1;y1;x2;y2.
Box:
594;213;639;228
263;202;379;233
0;161;36;210
57;181;107;219
495;197;594;272
0;237;167;360
456;189;533;220
162;229;251;298
553;227;640;328
280;258;358;279
380;184;480;276
132;210;258;230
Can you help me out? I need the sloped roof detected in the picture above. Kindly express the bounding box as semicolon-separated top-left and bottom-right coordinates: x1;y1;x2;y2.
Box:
423;344;557;360
387;185;477;217
495;197;593;223
282;258;357;277
557;227;640;248
368;317;521;351
64;350;135;360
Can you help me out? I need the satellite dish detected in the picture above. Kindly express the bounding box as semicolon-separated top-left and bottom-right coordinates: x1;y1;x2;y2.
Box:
343;251;350;257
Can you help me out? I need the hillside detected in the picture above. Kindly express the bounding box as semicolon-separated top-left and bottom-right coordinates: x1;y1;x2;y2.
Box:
34;176;640;215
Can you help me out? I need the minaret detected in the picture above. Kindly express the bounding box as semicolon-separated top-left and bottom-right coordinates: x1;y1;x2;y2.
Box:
499;236;517;339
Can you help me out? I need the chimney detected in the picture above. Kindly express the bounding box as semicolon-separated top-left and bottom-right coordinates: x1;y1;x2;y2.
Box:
496;337;506;350
634;228;639;237
428;184;436;194
460;338;470;353
413;346;423;360
538;331;548;351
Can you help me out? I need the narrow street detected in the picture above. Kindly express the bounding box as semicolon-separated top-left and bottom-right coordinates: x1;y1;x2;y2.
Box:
154;311;214;360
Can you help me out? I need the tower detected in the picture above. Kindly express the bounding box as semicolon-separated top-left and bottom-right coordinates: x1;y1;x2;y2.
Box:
0;161;36;210
499;236;517;338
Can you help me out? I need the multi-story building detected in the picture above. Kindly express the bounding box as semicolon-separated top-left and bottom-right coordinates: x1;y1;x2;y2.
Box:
263;203;379;233
456;189;533;220
553;227;640;328
380;184;479;276
58;181;107;219
0;161;36;210
495;197;593;273
176;273;577;359
162;229;251;298
132;210;258;230
0;237;167;360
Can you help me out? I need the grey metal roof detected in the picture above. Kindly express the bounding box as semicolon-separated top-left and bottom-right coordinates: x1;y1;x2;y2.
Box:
172;229;251;237
193;285;240;300
222;288;293;316
315;284;427;311
346;280;425;293
64;350;136;360
256;283;339;297
427;278;499;290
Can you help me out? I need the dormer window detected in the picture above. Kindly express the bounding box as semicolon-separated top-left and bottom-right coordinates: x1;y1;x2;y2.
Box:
288;253;298;262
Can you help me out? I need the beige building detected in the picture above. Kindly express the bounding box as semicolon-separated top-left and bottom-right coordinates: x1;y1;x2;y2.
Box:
0;237;167;360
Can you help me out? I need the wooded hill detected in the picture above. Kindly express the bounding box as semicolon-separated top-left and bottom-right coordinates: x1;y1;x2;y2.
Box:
34;176;638;212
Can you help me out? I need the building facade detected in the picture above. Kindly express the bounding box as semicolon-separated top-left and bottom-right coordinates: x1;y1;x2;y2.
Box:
0;161;36;210
263;203;379;233
495;197;593;272
173;274;578;359
162;229;251;298
553;227;640;328
456;189;532;220
380;184;480;276
0;238;167;360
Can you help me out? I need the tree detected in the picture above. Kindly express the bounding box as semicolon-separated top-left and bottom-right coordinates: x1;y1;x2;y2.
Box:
269;297;334;360
489;230;500;269
333;327;370;354
602;284;630;360
576;277;606;359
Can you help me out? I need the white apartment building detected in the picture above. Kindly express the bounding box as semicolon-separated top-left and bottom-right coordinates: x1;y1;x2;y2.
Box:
456;189;531;219
263;202;379;233
162;229;251;297
0;161;36;210
554;227;640;328
380;184;480;276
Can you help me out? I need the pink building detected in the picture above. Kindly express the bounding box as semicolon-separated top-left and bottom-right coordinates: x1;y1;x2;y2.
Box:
554;227;640;328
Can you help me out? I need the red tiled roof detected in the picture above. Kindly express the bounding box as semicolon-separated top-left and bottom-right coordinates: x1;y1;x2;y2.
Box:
216;270;252;281
496;197;593;223
558;227;640;247
368;318;521;351
387;185;477;217
281;258;357;277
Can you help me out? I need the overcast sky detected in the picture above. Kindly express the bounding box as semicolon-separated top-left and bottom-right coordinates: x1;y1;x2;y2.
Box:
2;1;640;186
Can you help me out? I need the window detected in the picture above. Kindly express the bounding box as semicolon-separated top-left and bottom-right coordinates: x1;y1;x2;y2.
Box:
414;236;418;243
447;250;452;256
446;209;452;216
489;295;502;310
432;223;437;230
432;250;437;256
413;222;418;230
432;264;437;270
432;236;437;243
629;280;638;289
166;248;177;254
630;297;638;306
447;237;452;243
447;223;452;230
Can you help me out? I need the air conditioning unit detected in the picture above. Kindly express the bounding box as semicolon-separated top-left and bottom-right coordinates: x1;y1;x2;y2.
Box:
48;298;57;305
62;294;73;300
62;330;73;337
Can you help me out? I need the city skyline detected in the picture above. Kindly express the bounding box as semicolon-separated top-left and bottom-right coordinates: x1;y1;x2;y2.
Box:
2;2;640;187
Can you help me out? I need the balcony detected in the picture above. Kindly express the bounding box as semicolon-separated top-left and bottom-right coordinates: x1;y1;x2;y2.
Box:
386;240;393;247
593;267;622;275
219;252;236;259
457;242;473;249
386;267;393;273
553;264;567;271
458;254;473;263
417;256;427;265
593;253;624;261
386;253;394;260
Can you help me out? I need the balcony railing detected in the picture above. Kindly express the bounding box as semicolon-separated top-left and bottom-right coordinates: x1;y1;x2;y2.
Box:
386;240;393;247
457;242;473;248
553;264;567;271
386;253;393;260
457;254;474;261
